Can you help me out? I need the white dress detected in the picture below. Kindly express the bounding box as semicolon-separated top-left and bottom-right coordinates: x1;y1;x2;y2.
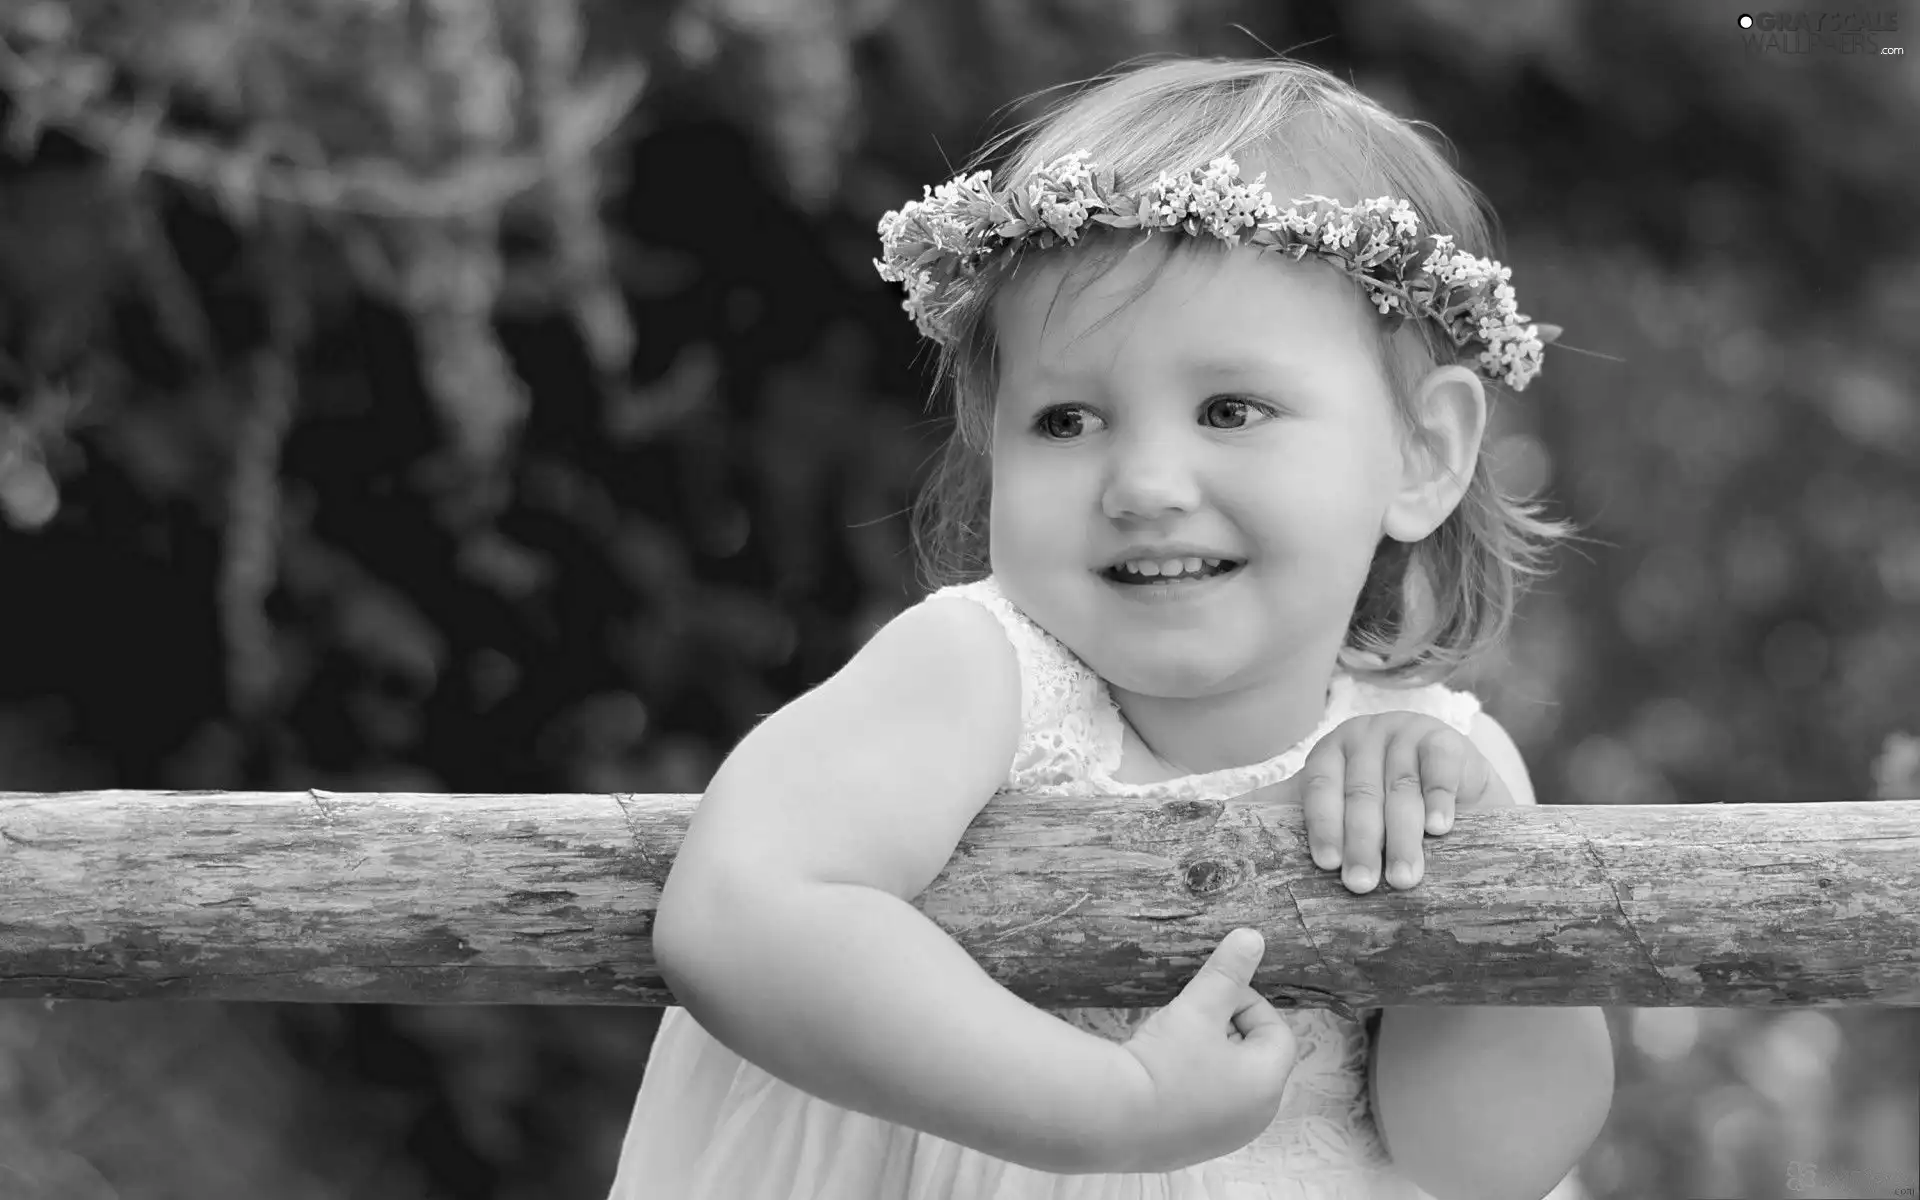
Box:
609;576;1588;1200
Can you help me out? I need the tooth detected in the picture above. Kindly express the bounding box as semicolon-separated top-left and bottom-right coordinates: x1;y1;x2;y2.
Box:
1203;558;1222;569
1157;559;1182;575
1129;560;1161;576
1181;557;1202;574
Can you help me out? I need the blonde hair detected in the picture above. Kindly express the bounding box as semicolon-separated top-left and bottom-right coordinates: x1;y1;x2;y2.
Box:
908;56;1575;685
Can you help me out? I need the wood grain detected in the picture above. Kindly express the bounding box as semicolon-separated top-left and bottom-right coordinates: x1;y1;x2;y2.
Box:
2;790;1915;1010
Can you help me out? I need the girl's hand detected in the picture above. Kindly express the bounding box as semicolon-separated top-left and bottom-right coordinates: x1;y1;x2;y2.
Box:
1107;928;1298;1172
1287;712;1513;894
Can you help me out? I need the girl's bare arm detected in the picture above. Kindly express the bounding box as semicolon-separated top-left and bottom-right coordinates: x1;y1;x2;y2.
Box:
1373;1003;1614;1200
652;597;1139;1173
1371;712;1616;1200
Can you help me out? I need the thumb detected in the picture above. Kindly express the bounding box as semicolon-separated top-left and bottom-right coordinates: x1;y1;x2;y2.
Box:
1233;994;1299;1067
1182;927;1266;1011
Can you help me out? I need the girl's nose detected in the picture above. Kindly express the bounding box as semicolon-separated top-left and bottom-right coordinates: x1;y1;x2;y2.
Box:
1100;436;1201;520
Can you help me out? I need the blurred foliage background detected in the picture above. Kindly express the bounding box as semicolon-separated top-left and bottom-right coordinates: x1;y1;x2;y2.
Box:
0;0;1916;1197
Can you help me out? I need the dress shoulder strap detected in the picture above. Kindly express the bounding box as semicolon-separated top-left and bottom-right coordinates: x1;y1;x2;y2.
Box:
926;576;1104;791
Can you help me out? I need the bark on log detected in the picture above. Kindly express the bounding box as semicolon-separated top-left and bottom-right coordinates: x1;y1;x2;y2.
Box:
1;790;1916;1010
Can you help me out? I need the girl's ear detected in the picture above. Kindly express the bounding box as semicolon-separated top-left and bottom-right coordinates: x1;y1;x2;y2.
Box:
1382;365;1488;544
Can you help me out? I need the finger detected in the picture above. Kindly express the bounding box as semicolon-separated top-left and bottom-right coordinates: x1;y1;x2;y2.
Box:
1416;729;1465;835
1298;743;1346;871
1228;984;1283;1039
1341;731;1387;894
1232;994;1298;1068
1183;928;1265;1012
1383;729;1429;890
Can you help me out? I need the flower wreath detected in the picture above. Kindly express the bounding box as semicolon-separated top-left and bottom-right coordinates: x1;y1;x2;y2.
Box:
874;152;1561;391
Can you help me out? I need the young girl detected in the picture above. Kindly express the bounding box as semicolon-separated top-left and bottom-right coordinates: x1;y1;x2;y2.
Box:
611;57;1615;1200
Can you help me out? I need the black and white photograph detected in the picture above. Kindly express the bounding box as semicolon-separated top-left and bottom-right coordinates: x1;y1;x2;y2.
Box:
0;3;1915;1198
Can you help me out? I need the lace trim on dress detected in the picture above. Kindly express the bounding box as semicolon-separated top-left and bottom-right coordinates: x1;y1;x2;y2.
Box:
1082;675;1359;800
935;577;1481;803
934;578;1111;788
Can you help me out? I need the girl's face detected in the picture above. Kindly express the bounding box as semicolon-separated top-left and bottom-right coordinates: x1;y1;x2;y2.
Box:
987;243;1412;700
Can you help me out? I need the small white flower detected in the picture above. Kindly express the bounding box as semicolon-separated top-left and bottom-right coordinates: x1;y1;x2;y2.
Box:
1320;216;1359;250
1386;199;1420;239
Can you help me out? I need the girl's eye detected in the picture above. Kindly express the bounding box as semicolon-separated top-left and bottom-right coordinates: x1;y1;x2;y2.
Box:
1202;395;1277;429
1035;405;1103;439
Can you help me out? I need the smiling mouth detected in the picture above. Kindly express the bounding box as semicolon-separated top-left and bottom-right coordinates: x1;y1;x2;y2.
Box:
1099;559;1244;584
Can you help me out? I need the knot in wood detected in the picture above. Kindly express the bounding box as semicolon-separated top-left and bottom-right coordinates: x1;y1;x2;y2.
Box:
1158;799;1219;823
1182;857;1239;896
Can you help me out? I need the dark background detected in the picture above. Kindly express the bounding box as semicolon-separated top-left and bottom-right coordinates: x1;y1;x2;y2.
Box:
0;1;1916;1197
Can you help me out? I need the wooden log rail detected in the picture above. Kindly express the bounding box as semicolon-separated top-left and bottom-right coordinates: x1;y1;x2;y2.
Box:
2;790;1917;1013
